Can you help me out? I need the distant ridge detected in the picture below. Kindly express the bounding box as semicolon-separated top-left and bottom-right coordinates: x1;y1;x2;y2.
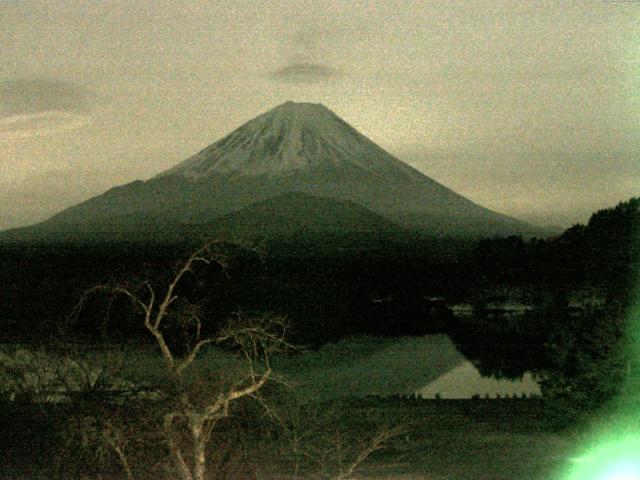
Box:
1;101;545;242
193;191;403;241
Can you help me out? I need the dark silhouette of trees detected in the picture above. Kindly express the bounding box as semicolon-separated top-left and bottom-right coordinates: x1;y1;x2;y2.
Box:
460;197;639;418
467;197;639;292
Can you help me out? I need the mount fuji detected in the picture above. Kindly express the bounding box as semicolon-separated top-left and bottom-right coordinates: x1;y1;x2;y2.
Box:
2;101;542;242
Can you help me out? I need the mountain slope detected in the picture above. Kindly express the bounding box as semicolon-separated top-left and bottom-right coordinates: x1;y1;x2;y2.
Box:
1;102;543;241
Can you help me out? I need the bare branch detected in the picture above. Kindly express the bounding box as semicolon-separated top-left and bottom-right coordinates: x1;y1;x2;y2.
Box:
153;244;225;331
227;368;271;402
204;368;272;419
175;338;215;375
103;421;134;480
164;412;193;480
335;425;405;480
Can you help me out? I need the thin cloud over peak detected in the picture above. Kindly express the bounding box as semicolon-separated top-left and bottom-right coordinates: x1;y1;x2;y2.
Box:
270;62;343;84
270;23;345;84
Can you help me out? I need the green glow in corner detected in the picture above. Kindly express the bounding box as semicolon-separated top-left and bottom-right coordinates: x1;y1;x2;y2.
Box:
560;214;640;480
564;435;640;480
560;310;640;479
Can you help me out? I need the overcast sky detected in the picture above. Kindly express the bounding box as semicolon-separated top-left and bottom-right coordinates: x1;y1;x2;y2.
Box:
1;0;638;230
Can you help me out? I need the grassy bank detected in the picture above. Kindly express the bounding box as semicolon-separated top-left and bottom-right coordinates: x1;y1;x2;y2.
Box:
0;396;577;480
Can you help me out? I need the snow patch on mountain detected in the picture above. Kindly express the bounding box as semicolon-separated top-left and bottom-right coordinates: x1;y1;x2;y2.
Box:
158;101;423;180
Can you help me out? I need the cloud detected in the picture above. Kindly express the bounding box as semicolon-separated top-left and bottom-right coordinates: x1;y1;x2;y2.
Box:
0;111;91;140
0;77;93;139
270;26;344;84
271;62;343;83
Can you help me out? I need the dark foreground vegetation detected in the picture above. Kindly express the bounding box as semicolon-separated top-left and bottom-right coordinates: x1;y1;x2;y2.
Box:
0;197;637;478
0;395;576;480
2;197;637;360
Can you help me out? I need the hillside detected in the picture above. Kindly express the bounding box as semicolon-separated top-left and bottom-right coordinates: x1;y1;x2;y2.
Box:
188;191;403;245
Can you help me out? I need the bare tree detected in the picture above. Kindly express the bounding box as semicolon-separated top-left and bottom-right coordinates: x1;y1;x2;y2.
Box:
60;242;404;480
71;243;291;480
278;399;405;480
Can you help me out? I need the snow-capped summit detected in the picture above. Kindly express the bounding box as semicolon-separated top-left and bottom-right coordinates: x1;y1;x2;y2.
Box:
158;101;420;180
